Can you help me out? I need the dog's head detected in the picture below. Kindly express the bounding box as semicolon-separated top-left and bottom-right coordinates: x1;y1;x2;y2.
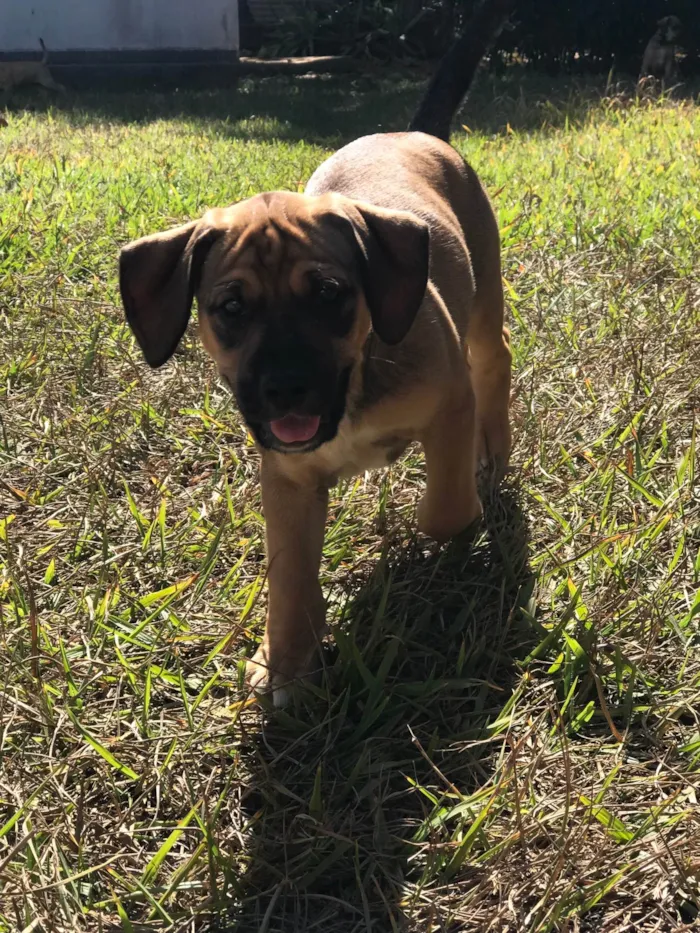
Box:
119;192;429;453
657;15;681;43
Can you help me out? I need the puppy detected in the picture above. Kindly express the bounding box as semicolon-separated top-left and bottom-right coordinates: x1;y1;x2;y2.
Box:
0;39;65;94
119;0;514;706
639;15;682;86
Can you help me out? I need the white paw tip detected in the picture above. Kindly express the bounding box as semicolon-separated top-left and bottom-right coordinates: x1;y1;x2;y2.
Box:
272;685;291;708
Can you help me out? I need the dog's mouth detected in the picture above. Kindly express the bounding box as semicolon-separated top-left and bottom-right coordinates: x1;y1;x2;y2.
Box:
227;363;352;454
268;414;321;446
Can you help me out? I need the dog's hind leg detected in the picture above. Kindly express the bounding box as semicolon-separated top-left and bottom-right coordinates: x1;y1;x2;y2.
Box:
37;71;65;92
467;275;512;479
453;169;512;479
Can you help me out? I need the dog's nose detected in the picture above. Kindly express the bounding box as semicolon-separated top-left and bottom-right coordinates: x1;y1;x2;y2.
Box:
261;371;311;411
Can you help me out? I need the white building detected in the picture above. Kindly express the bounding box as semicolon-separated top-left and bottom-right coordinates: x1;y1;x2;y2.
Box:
0;0;239;76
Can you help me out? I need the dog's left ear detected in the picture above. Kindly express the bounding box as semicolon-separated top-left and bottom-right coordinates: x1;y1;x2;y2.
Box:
352;203;430;345
119;221;220;368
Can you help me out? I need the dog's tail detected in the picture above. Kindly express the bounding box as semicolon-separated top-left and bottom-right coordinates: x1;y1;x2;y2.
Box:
39;38;48;64
409;0;515;142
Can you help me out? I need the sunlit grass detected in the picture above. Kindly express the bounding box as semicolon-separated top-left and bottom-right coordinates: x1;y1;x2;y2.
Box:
1;75;699;931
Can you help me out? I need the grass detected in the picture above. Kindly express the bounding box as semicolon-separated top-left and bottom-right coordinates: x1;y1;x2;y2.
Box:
1;70;699;931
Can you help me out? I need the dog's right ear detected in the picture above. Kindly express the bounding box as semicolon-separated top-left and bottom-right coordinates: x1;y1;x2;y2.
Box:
119;222;219;368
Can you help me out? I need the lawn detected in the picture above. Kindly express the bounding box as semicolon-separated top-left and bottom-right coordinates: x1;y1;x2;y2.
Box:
1;72;699;932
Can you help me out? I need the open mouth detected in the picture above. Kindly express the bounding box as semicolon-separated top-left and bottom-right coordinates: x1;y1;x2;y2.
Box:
268;414;321;446
234;364;352;453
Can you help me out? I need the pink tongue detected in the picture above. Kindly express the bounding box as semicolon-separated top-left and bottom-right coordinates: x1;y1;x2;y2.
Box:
269;414;321;444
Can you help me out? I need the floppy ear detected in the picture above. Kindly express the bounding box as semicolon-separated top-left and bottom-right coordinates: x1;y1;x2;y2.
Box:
119;222;219;368
353;204;430;345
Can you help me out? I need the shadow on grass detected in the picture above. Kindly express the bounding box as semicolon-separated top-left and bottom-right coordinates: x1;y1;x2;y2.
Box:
5;69;698;148
228;478;536;931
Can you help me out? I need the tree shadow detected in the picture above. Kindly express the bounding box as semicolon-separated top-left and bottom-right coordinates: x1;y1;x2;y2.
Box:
1;72;418;146
227;477;537;931
5;69;699;149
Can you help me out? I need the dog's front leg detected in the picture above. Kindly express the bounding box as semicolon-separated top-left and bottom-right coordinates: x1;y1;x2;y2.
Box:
663;55;675;89
246;456;328;706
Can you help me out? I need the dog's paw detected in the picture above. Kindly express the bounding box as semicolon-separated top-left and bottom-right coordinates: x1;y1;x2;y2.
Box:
246;643;319;708
417;495;482;544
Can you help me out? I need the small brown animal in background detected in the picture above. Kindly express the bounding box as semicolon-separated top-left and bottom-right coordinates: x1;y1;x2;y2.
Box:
119;0;514;707
0;39;65;93
639;15;682;87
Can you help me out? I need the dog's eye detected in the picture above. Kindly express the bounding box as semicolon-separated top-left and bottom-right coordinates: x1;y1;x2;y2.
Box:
221;296;244;316
209;288;250;348
316;278;344;302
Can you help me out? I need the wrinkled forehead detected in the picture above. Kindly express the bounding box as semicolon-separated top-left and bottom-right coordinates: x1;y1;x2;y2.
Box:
201;193;358;295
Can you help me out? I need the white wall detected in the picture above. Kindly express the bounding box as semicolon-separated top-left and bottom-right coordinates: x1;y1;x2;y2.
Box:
0;0;238;52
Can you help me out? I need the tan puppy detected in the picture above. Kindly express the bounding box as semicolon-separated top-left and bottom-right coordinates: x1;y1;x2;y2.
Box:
0;40;65;94
639;15;682;87
119;0;513;706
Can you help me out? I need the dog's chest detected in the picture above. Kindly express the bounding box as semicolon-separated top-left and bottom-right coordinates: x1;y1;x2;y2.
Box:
313;421;411;480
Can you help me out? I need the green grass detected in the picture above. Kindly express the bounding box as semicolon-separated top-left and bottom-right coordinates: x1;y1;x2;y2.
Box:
1;72;699;931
